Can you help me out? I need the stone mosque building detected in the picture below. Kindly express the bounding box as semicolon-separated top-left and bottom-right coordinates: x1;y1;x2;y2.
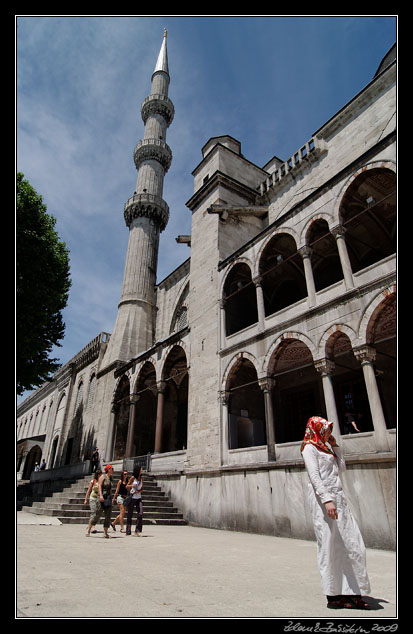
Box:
17;33;396;549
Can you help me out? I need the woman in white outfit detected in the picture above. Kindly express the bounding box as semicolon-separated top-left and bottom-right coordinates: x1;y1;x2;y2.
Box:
301;416;371;610
125;466;144;536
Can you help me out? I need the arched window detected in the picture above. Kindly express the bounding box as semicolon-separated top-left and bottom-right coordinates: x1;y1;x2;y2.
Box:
170;283;189;334
226;358;266;449
306;219;343;291
223;263;258;336
133;362;157;455
269;339;321;443
75;382;84;415
259;234;306;316
325;332;373;435
87;374;96;410
113;376;130;460
366;292;397;429
162;346;188;452
340;168;396;273
54;394;66;434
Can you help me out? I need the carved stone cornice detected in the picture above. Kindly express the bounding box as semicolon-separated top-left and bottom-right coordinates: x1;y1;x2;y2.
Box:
141;94;174;126
123;193;169;231
133;138;172;172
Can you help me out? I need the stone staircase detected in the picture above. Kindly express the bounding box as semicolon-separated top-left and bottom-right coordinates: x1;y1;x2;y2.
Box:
19;471;187;526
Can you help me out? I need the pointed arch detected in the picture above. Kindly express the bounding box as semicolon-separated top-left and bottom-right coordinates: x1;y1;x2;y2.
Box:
161;345;189;452
338;164;396;273
112;375;131;461
133;361;158;455
224;354;266;449
222;261;258;336
258;233;306;316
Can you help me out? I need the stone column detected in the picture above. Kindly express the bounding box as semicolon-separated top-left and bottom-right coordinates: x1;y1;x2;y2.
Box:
299;247;317;307
219;299;226;348
154;381;167;453
259;377;276;461
220;390;230;463
331;225;354;290
314;359;341;441
253;276;266;331
125;394;139;458
354;345;390;452
105;404;117;462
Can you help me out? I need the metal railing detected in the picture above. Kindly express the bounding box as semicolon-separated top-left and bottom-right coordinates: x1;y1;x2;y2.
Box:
122;453;151;474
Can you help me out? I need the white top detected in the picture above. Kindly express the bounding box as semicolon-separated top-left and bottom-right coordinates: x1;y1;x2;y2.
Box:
302;443;346;503
130;478;143;499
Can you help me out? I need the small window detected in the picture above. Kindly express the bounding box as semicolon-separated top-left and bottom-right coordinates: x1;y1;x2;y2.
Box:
175;307;188;331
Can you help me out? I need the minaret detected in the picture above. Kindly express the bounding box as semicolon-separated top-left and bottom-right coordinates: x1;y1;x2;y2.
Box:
104;30;174;366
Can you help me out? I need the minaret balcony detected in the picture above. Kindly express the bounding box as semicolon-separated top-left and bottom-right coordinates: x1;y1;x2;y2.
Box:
123;192;169;231
133;138;173;172
141;94;175;126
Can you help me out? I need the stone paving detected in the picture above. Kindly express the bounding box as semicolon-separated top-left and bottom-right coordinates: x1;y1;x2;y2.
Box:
16;514;397;621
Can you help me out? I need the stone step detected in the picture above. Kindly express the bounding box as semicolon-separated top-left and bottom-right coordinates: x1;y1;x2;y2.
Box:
18;470;187;527
58;516;187;526
30;500;176;512
40;494;171;506
22;505;183;519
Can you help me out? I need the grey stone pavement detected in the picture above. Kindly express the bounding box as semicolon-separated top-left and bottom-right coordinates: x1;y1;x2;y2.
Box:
16;512;397;621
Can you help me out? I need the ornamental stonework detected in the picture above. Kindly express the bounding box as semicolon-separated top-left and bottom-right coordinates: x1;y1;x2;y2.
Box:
123;192;169;230
133;138;172;172
141;94;174;126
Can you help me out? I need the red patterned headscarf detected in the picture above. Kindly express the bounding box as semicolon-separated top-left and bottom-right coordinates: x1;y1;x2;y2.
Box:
300;416;338;456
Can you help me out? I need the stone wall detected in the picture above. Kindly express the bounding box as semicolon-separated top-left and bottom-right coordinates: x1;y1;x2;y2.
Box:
156;453;396;550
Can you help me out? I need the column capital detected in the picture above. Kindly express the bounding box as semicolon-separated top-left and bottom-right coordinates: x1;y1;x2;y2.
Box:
299;245;313;259
157;380;168;394
331;224;347;239
219;390;231;405
353;345;376;364
258;377;275;392
314;358;335;375
252;275;263;287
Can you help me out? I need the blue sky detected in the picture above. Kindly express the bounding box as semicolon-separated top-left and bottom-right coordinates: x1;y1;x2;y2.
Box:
16;15;397;401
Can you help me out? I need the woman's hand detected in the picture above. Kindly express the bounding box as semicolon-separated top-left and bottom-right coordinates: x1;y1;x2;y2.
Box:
325;501;338;520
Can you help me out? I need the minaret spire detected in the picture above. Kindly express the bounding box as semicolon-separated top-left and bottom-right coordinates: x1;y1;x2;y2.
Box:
103;32;174;366
153;28;169;76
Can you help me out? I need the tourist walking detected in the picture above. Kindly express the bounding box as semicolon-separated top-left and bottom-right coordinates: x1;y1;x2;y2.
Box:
84;469;102;536
125;466;144;536
98;464;114;539
91;447;100;473
111;470;129;532
301;416;371;610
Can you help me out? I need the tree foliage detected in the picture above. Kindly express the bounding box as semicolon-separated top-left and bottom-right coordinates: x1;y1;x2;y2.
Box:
16;173;71;395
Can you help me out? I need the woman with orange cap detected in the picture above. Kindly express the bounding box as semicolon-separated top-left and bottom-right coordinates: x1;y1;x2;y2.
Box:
301;416;371;610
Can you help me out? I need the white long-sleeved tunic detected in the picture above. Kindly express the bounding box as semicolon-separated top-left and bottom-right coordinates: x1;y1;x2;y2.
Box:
302;443;371;597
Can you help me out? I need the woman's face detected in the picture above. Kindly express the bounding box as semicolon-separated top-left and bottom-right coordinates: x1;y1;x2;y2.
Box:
324;425;333;441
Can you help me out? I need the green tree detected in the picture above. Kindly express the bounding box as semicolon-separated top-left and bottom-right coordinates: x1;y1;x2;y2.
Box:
16;173;71;395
